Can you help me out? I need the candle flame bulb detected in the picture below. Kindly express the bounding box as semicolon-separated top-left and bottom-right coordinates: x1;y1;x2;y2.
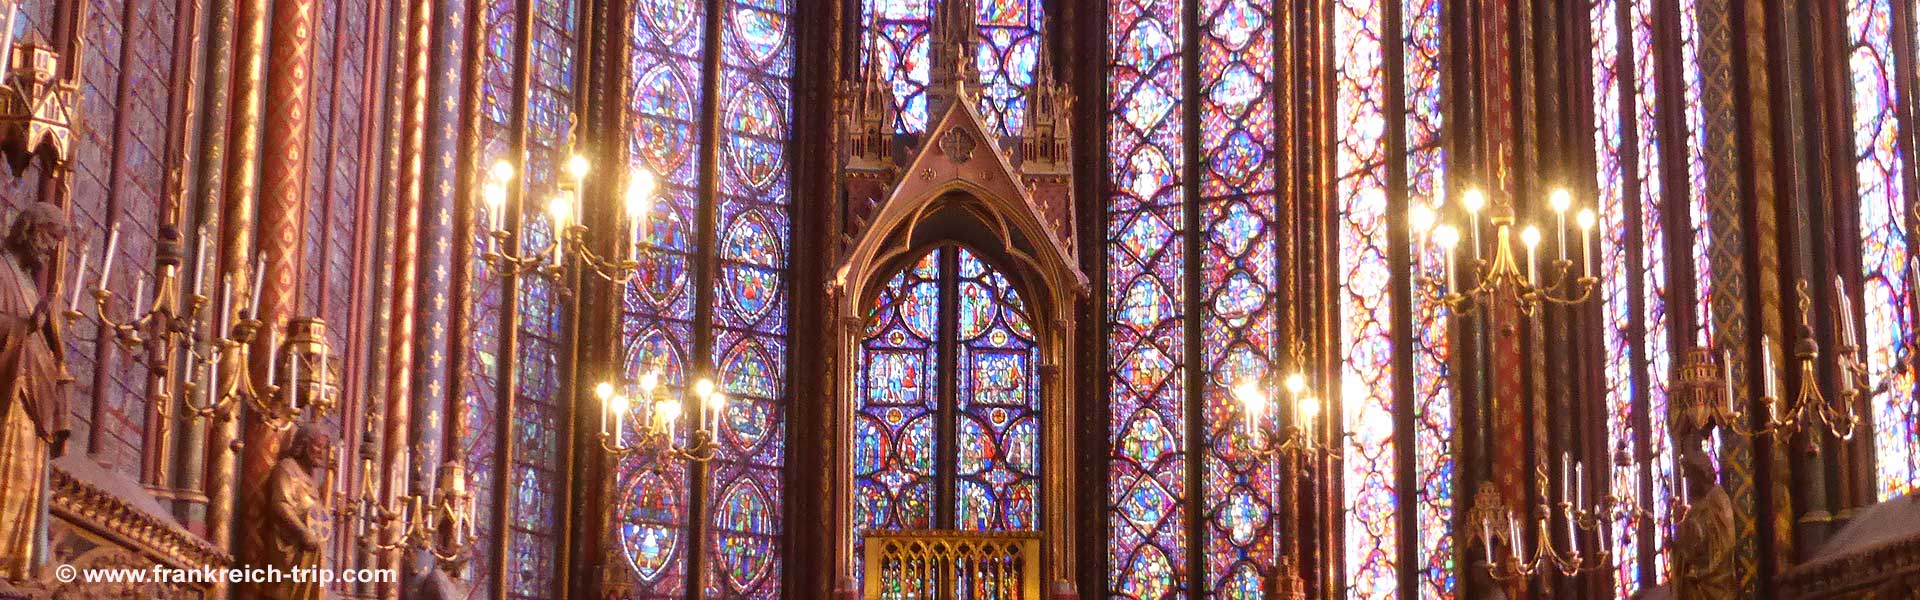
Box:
657;399;682;421
1576;208;1597;230
609;394;630;416
482;183;507;210
566;154;591;180
1284;372;1307;394
1433;225;1461;249
694;377;715;399
1461;188;1486;214
595;382;615;401
489;160;515;183
1521;226;1542;248
627;170;657;215
1234;381;1267;412
548;195;572;228
1409;204;1437;234
1549;189;1573;213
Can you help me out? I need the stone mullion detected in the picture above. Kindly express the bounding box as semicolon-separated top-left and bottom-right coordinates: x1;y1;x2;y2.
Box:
785;0;844;595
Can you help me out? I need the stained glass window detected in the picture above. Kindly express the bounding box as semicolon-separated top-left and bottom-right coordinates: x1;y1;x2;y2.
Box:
1403;0;1452;595
505;0;580;596
1845;0;1919;500
1106;0;1187;596
610;0;795;596
974;0;1043;138
1197;0;1279;596
862;0;934;134
1107;0;1452;596
613;0;706;594
464;0;522;596
706;1;794;595
1679;0;1712;344
853;246;1042;579
1590;0;1688;594
1333;0;1399;596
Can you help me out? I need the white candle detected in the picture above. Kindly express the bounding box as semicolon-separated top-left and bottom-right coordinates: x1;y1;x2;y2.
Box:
1679;471;1691;507
1762;336;1779;399
0;4;18;79
1444;244;1457;291
131;275;147;317
1562;452;1573;504
289;346;301;411
1483;516;1496;563
266;330;280;387
193;225;210;297
97;225;120;291
1509;514;1524;559
68;247;87;311
250;255;265;317
1576;462;1586;507
1566;503;1579;547
219;273;233;331
1836;275;1856;347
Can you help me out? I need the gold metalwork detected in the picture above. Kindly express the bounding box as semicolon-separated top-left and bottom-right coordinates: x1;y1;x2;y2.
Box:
0;40;76;170
350;440;479;566
1475;466;1629;583
478;123;656;287
595;369;723;463
64;227;336;431
1418;207;1598;316
860;530;1042;600
1747;282;1861;440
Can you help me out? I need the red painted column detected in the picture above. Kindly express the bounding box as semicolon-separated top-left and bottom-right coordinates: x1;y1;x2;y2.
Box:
233;0;315;593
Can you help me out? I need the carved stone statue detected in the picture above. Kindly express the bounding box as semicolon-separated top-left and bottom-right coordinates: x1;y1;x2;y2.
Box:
0;202;70;581
240;423;333;600
1673;446;1736;600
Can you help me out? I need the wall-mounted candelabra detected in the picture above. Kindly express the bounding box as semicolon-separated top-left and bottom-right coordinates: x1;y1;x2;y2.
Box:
477;138;658;288
596;368;725;463
1231;371;1345;461
1473;453;1671;583
1411;188;1600;315
64;224;336;430
349;432;479;565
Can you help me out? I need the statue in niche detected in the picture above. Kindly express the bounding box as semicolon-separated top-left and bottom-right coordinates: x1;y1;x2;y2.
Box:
1673;444;1736;600
241;423;333;600
0;202;71;581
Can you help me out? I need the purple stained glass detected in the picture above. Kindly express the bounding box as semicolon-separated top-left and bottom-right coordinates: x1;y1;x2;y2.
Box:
1403;0;1452;594
954;248;1041;532
863;0;934;134
1108;0;1186;596
506;0;578;597
1196;0;1279;595
1335;0;1399;596
705;0;793;596
855;252;942;539
855;247;1042;587
1593;0;1641;591
1847;0;1920;500
975;0;1044;138
616;0;707;593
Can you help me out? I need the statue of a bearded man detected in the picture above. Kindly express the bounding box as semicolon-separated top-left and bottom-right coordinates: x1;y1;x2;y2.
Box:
0;202;70;581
